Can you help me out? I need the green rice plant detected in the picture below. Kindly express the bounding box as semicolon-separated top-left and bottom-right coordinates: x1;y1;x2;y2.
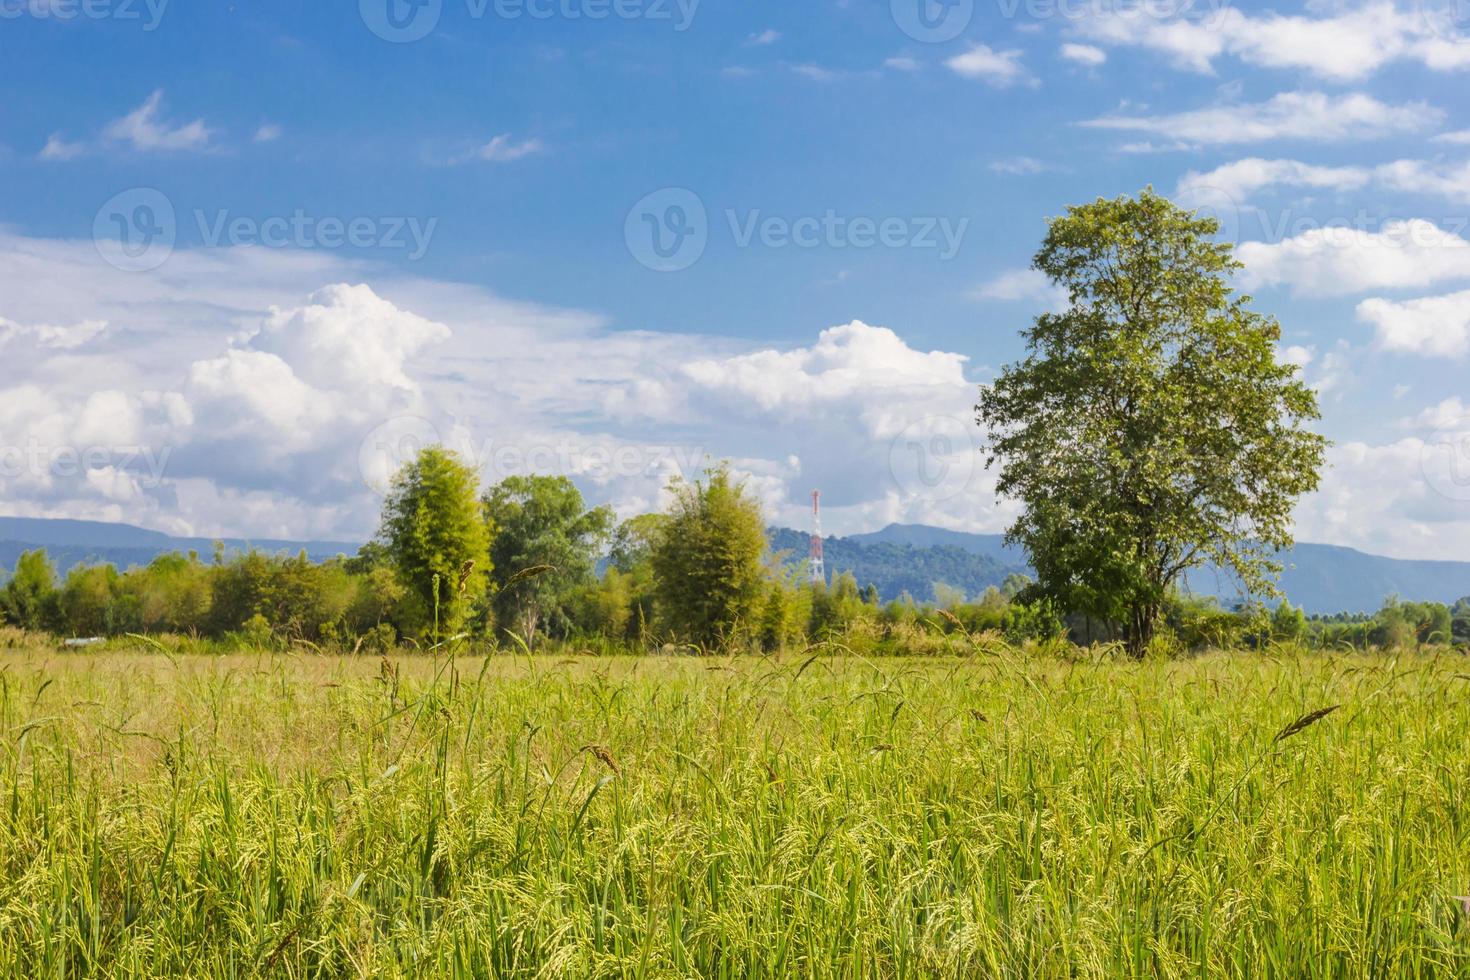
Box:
0;646;1467;977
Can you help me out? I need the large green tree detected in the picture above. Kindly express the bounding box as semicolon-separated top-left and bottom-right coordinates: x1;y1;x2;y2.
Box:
651;465;767;648
377;446;490;639
978;190;1327;657
482;475;613;645
1;550;59;632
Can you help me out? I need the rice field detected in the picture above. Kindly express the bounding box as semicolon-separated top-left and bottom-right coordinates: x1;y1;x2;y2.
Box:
2;646;1469;978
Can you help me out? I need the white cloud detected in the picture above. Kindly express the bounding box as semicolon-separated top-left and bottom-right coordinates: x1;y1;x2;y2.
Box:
460;133;546;164
1176;158;1370;204
0;317;108;350
745;28;780;45
103;90;213;153
1434;129;1470;145
990;156;1050;175
39;132;87;161
1060;43;1106;66
884;55;920;72
1178;156;1470;207
1084;92;1441;148
1358;289;1470;358
945;45;1030;86
1278;344;1315;368
253;123;282;143
792;64;843;81
1406;396;1470;430
1292;437;1470;562
1240;220;1470;296
1076;3;1470;82
972;268;1068;310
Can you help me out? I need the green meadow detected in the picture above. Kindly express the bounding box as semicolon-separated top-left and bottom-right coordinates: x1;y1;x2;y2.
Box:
2;645;1468;977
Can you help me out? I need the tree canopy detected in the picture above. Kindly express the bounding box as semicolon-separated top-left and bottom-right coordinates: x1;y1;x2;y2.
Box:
978;189;1328;656
377;446;490;639
482;474;614;646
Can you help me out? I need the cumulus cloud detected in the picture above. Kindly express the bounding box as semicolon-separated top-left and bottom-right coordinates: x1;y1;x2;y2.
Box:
1238;220;1470;295
1083;92;1441;148
945;45;1030;86
0;317;108;350
1358;289;1470;358
1177;157;1470;206
103;90;213;152
1075;3;1470;81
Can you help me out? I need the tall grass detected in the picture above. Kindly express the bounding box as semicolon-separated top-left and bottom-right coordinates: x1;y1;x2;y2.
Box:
1;646;1468;977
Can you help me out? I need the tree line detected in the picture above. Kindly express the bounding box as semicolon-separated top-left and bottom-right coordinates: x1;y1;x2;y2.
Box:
3;190;1462;656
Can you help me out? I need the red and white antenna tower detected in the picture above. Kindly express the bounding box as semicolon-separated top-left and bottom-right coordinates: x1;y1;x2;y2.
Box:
809;489;826;586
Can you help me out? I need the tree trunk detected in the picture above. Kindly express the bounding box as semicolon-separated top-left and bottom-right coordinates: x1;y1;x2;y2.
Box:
1125;604;1157;659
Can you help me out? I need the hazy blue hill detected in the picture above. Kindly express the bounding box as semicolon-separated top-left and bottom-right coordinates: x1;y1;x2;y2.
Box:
768;527;1025;604
782;523;1470;615
0;517;359;578
4;516;1467;615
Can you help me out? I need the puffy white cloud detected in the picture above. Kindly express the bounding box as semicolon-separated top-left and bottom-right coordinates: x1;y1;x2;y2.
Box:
1060;43;1106;66
250;284;450;394
1176;158;1370;204
1178;157;1470;206
1084;92;1441;148
1076;3;1470;81
1358;289;1470;358
103;90;213;153
946;45;1030;86
1238;220;1470;295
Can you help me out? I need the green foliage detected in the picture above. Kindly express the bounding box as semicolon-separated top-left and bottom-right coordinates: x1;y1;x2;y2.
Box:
0;550;60;632
979;189;1328;656
7;651;1469;975
377;446;490;638
482;475;614;646
651;464;767;647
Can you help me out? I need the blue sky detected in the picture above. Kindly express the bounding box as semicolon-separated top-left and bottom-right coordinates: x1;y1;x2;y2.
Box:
4;0;1470;559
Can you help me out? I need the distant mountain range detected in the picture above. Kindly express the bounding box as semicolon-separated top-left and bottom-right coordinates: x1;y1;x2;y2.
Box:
0;517;357;579
774;523;1470;616
2;516;1467;616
